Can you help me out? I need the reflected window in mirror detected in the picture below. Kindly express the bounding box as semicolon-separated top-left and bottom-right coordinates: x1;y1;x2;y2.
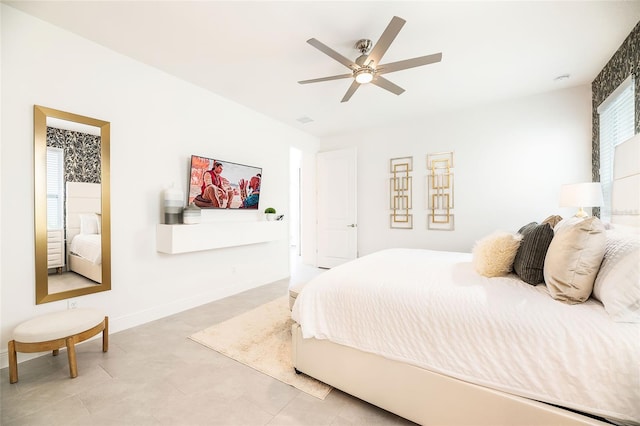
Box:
34;105;111;304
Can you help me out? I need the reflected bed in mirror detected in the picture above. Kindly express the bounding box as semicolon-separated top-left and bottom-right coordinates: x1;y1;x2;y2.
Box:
34;105;111;304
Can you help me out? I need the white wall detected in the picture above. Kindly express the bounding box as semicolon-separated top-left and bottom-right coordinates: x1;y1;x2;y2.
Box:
320;85;593;256
0;5;318;367
0;4;593;369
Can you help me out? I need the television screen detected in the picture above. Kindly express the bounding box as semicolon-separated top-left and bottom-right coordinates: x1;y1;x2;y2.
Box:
188;155;262;209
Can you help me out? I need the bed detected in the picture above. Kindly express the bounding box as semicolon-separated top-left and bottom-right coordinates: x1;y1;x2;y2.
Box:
291;134;640;426
66;182;102;283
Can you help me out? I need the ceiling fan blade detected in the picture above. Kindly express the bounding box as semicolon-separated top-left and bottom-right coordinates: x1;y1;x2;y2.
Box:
366;16;406;67
341;80;360;103
298;73;352;84
377;52;442;75
371;76;405;96
307;38;357;69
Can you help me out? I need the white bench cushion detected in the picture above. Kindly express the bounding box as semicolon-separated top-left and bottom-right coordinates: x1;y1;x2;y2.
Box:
13;308;105;343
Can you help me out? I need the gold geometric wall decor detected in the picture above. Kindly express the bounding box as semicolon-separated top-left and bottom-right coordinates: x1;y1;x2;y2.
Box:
426;152;454;231
390;156;413;229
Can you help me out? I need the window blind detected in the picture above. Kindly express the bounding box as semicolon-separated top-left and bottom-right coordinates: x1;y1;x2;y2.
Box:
598;76;635;221
46;147;65;229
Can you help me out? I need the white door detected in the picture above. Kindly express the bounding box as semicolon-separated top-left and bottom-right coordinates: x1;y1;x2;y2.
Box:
317;148;357;268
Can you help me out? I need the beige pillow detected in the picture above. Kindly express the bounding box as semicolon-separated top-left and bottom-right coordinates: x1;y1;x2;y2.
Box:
473;231;522;277
544;217;606;304
541;215;563;228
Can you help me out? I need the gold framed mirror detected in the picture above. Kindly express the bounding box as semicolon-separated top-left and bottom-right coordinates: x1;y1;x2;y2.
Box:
34;105;111;304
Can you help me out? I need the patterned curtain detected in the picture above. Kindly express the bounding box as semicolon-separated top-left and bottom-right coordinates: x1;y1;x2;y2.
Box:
591;22;640;217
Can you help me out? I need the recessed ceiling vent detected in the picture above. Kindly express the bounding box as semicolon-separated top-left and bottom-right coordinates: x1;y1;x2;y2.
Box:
296;116;314;124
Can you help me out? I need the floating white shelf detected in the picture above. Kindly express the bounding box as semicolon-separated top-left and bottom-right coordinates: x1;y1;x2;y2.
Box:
156;221;287;254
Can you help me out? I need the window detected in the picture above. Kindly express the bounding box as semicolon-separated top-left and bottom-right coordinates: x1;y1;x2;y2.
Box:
597;75;635;221
46;147;65;229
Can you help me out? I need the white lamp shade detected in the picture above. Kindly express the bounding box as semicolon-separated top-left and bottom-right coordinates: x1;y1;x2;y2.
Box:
559;182;604;208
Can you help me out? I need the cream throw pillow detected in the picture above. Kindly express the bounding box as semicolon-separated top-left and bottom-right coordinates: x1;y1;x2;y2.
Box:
544;217;606;304
79;213;99;235
473;231;522;277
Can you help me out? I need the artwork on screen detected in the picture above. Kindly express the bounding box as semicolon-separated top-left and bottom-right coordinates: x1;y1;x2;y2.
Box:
189;155;262;209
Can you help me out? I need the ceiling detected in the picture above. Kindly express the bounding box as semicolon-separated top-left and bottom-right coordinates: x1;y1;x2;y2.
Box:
6;1;640;138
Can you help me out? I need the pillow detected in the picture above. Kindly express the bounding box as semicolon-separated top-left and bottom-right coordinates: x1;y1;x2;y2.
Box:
96;213;102;234
541;215;563;228
544;217;606;304
592;230;640;322
79;213;99;235
472;231;522;277
609;223;640;235
513;222;554;285
517;221;538;235
553;216;584;235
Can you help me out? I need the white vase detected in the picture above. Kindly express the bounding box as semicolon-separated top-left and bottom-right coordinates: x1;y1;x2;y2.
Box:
164;185;184;224
265;213;276;221
183;203;201;224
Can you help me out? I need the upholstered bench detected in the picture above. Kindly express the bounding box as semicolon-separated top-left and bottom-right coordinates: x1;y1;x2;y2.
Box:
8;308;108;383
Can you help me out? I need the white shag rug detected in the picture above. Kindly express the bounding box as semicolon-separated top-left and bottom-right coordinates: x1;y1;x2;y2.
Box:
189;295;332;399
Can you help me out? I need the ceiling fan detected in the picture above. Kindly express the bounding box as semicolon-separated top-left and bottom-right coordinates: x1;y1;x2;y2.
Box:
298;16;442;103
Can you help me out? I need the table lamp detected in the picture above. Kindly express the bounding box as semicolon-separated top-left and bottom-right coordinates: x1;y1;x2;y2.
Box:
559;182;604;218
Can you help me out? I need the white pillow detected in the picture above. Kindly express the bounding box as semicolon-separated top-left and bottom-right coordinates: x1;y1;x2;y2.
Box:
472;231;522;277
544;217;606;304
593;229;640;323
609;223;640;235
79;213;99;235
96;213;102;234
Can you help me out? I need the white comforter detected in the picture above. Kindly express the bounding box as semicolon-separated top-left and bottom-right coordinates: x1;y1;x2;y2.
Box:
292;248;640;425
70;233;102;264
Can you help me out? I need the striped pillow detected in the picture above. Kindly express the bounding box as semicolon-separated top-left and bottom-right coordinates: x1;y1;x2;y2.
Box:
513;222;554;285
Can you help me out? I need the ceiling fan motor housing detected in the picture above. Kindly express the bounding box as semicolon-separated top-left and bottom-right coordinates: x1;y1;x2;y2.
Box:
355;39;373;54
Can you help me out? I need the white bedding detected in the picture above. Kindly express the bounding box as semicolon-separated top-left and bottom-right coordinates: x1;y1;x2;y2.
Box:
70;233;102;264
292;248;640;425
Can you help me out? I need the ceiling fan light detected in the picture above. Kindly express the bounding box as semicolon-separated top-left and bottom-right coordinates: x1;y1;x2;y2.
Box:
354;69;374;84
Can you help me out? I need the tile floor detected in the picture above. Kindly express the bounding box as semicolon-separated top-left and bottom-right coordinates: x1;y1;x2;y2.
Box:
48;270;100;294
1;256;416;426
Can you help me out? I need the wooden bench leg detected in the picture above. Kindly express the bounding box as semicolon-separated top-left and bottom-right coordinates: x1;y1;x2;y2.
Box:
8;340;18;384
102;316;109;353
65;337;78;379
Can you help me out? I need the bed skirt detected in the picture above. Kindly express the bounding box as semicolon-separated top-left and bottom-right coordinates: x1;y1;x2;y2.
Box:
291;323;610;426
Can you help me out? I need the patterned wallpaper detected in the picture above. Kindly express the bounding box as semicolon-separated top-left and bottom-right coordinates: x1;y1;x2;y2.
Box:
591;21;640;183
47;127;102;183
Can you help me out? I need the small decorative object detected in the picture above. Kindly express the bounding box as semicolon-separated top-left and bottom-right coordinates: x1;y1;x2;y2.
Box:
390;157;413;229
164;183;184;224
264;207;276;221
427;152;455;230
182;203;202;224
275;214;284;221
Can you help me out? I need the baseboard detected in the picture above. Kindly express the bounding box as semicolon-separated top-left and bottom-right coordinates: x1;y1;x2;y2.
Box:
0;276;286;370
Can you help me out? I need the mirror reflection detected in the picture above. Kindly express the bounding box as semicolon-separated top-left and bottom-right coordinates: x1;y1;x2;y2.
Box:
34;105;111;304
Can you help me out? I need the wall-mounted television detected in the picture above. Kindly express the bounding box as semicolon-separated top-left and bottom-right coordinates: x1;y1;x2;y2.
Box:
188;155;262;209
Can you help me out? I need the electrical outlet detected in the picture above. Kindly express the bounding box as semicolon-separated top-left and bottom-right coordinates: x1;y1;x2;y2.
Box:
68;300;78;309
